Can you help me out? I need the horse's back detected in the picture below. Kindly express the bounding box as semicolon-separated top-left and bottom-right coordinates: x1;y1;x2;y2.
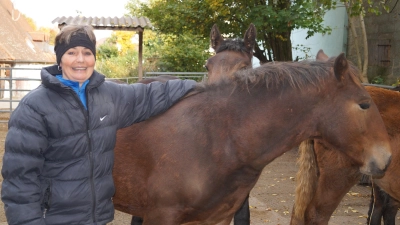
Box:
366;86;400;137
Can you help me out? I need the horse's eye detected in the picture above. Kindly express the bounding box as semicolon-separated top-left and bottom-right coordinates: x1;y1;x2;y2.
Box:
359;103;370;109
242;65;252;70
204;65;209;71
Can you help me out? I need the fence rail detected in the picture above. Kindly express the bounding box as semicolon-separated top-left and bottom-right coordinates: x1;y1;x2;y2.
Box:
0;67;207;123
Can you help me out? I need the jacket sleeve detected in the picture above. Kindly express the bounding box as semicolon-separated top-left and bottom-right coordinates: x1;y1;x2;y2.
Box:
117;79;197;128
1;102;47;225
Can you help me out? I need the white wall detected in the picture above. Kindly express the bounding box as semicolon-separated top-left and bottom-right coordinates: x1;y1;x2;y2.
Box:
252;4;348;67
291;3;348;60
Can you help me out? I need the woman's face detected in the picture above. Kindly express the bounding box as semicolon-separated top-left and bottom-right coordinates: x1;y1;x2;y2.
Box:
60;46;95;84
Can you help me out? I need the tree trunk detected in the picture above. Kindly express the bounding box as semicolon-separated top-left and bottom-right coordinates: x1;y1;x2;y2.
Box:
359;13;369;82
270;31;293;61
254;31;293;64
254;45;269;64
345;2;369;83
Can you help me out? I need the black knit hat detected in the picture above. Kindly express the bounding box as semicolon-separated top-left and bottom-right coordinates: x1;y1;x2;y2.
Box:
54;32;96;65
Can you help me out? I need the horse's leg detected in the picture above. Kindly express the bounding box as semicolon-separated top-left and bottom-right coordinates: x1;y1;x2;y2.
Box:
216;217;235;225
367;182;400;225
382;195;398;225
131;216;144;225
142;210;182;225
129;197;250;225
233;195;250;225
382;196;399;225
367;183;383;225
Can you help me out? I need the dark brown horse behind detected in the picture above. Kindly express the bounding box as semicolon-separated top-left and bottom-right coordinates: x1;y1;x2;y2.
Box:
290;50;399;225
206;24;255;83
112;50;390;224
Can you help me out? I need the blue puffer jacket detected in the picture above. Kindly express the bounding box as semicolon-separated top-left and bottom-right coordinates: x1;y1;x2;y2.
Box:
1;65;196;225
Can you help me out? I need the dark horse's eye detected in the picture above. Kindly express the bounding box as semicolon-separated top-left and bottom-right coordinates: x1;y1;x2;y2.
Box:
204;65;209;71
359;103;370;109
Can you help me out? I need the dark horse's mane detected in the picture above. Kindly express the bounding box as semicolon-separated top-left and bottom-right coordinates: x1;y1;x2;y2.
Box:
216;38;250;54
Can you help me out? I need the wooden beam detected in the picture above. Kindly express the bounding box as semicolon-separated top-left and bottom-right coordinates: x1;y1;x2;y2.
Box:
138;31;143;80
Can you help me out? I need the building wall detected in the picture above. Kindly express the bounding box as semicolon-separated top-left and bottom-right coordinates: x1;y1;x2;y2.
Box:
347;3;400;85
291;3;348;60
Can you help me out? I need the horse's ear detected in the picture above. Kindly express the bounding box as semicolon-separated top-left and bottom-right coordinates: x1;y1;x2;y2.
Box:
210;24;224;51
244;23;257;55
333;53;349;81
316;49;329;61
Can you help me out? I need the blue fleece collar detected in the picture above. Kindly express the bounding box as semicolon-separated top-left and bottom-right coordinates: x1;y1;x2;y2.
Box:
56;75;89;110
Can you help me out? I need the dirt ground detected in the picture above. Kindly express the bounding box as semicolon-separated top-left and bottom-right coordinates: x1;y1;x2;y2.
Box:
0;122;398;225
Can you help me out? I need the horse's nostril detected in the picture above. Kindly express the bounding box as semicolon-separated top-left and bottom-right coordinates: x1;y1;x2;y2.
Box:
368;159;388;178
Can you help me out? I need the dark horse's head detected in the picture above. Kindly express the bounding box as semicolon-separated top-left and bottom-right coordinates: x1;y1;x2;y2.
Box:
205;24;256;83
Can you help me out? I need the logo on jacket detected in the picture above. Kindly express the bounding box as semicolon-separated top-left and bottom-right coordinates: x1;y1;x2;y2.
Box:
100;115;108;121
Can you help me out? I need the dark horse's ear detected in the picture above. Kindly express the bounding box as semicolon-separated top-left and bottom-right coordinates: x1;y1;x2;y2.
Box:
210;24;224;51
316;49;329;62
244;23;257;55
333;53;349;81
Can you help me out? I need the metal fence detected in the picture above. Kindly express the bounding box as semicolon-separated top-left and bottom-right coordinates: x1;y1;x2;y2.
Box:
0;67;207;123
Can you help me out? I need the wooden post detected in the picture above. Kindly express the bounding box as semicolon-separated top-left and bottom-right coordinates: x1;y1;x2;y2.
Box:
138;30;143;80
0;64;4;98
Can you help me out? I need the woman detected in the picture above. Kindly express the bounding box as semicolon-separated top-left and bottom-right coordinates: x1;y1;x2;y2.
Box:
1;24;196;225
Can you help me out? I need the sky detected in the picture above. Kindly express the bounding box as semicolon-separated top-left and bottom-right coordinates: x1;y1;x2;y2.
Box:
11;0;131;38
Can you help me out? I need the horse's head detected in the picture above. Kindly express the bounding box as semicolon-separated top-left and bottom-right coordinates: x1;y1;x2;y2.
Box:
205;23;256;83
315;49;391;177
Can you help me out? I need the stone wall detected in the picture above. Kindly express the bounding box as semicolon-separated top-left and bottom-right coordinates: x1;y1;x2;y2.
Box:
347;3;400;85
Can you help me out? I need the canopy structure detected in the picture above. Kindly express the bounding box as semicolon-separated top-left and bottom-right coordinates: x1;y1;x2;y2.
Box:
52;16;153;80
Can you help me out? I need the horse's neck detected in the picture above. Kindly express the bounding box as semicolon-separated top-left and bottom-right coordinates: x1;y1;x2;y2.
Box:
227;87;320;170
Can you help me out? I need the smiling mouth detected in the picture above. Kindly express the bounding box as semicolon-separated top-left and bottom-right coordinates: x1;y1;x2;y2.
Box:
73;68;87;71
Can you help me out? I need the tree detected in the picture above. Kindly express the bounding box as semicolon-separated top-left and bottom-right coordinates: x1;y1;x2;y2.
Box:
154;33;210;72
38;27;57;46
23;14;57;45
96;32;138;79
23;15;37;31
127;0;334;63
95;27;209;77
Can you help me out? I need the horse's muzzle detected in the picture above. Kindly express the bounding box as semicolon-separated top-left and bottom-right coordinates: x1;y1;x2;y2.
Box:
360;154;392;178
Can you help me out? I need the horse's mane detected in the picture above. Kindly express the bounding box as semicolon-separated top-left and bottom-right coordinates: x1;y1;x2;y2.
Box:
235;60;331;90
216;38;250;54
232;58;359;91
194;56;360;95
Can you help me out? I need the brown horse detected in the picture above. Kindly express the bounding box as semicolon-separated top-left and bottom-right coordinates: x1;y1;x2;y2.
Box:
111;50;391;224
290;50;399;225
121;23;257;225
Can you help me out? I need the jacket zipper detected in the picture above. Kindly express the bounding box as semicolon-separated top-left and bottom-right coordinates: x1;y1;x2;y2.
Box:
88;129;96;223
71;88;97;223
84;89;97;224
42;184;51;218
